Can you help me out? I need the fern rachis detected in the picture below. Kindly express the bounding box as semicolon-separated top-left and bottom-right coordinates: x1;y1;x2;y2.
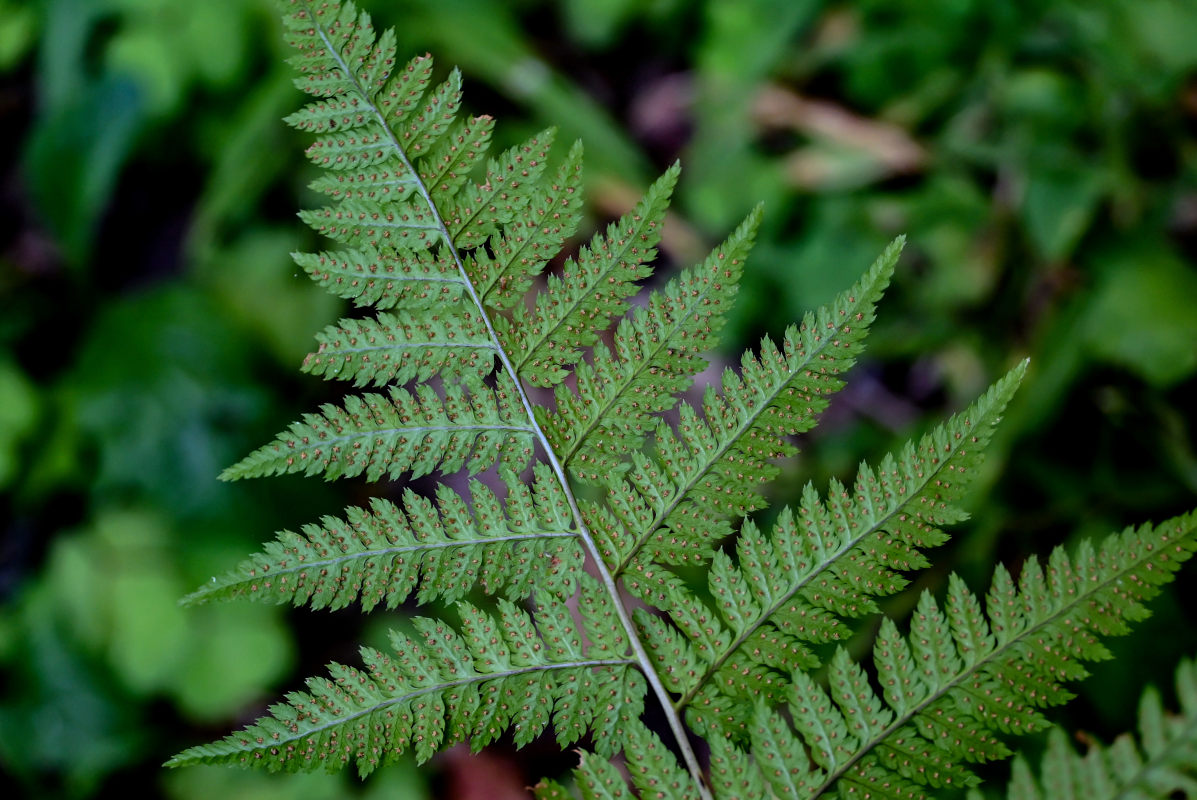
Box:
168;2;1197;798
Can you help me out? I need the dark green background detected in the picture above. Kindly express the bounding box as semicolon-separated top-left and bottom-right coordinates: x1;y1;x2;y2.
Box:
2;0;1195;796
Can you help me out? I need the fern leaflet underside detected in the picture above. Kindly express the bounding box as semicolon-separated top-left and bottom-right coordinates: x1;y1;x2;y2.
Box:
168;2;1197;798
974;654;1197;800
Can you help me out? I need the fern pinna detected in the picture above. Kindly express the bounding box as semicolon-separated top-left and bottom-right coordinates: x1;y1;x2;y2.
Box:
168;2;1197;797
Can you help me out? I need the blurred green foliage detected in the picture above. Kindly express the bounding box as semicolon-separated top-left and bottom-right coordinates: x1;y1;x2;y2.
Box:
1;0;1194;797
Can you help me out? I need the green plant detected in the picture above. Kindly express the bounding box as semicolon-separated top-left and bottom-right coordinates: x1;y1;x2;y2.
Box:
166;2;1197;797
974;655;1197;800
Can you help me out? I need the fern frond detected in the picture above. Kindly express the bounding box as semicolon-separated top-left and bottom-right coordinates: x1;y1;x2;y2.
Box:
184;465;581;610
980;656;1197;800
632;362;1026;737
543;207;763;484
586;238;902;575
706;509;1197;798
173;3;1197;798
499;165;681;387
220;372;534;482
167;578;645;777
302;305;498;387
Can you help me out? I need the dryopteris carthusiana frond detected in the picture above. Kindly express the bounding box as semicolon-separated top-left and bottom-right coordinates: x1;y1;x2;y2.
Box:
167;2;1197;798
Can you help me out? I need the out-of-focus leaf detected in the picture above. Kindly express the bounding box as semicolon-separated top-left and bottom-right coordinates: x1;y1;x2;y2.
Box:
102;521;191;693
43;511;293;706
0;357;38;488
685;0;819;228
1022;161;1105;262
23;75;145;267
758;197;891;311
0;580;145;796
1000;69;1087;135
66;286;267;513
0;0;35;71
169;601;293;722
187;67;299;260
1082;241;1197;385
561;0;640;46
898;176;996;309
46;511;189;693
105;0;255;117
164;757;428;800
1120;0;1197;77
839;0;992;110
199;228;341;367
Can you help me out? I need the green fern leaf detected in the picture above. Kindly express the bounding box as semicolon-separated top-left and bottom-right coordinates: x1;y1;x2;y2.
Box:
171;3;1197;798
499;164;680;387
167;578;645;777
465;141;586;311
565;511;1197;800
299;196;442;249
293;246;464;310
394;69;464;153
417;115;496;197
302;305;498;387
282;1;396;99
534;722;703;800
221;372;534;481
184;465;581;610
746;509;1197;798
586;238;902;575
979;656;1197;800
442;128;556;250
543;206;762;484
634;362;1026;737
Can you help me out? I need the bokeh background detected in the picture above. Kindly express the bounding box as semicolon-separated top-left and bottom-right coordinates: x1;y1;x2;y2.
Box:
2;0;1196;797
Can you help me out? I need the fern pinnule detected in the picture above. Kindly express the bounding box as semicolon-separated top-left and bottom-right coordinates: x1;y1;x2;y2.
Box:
168;577;644;777
293;245;463;310
629;361;1027;739
220;371;535;482
704;509;1197;799
499;164;680;388
535;721;703;800
543;206;763;485
586;237;902;578
183;464;582;610
302;306;498;387
978;656;1197;800
281;0;395;100
297;127;562;313
465;141;586;312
